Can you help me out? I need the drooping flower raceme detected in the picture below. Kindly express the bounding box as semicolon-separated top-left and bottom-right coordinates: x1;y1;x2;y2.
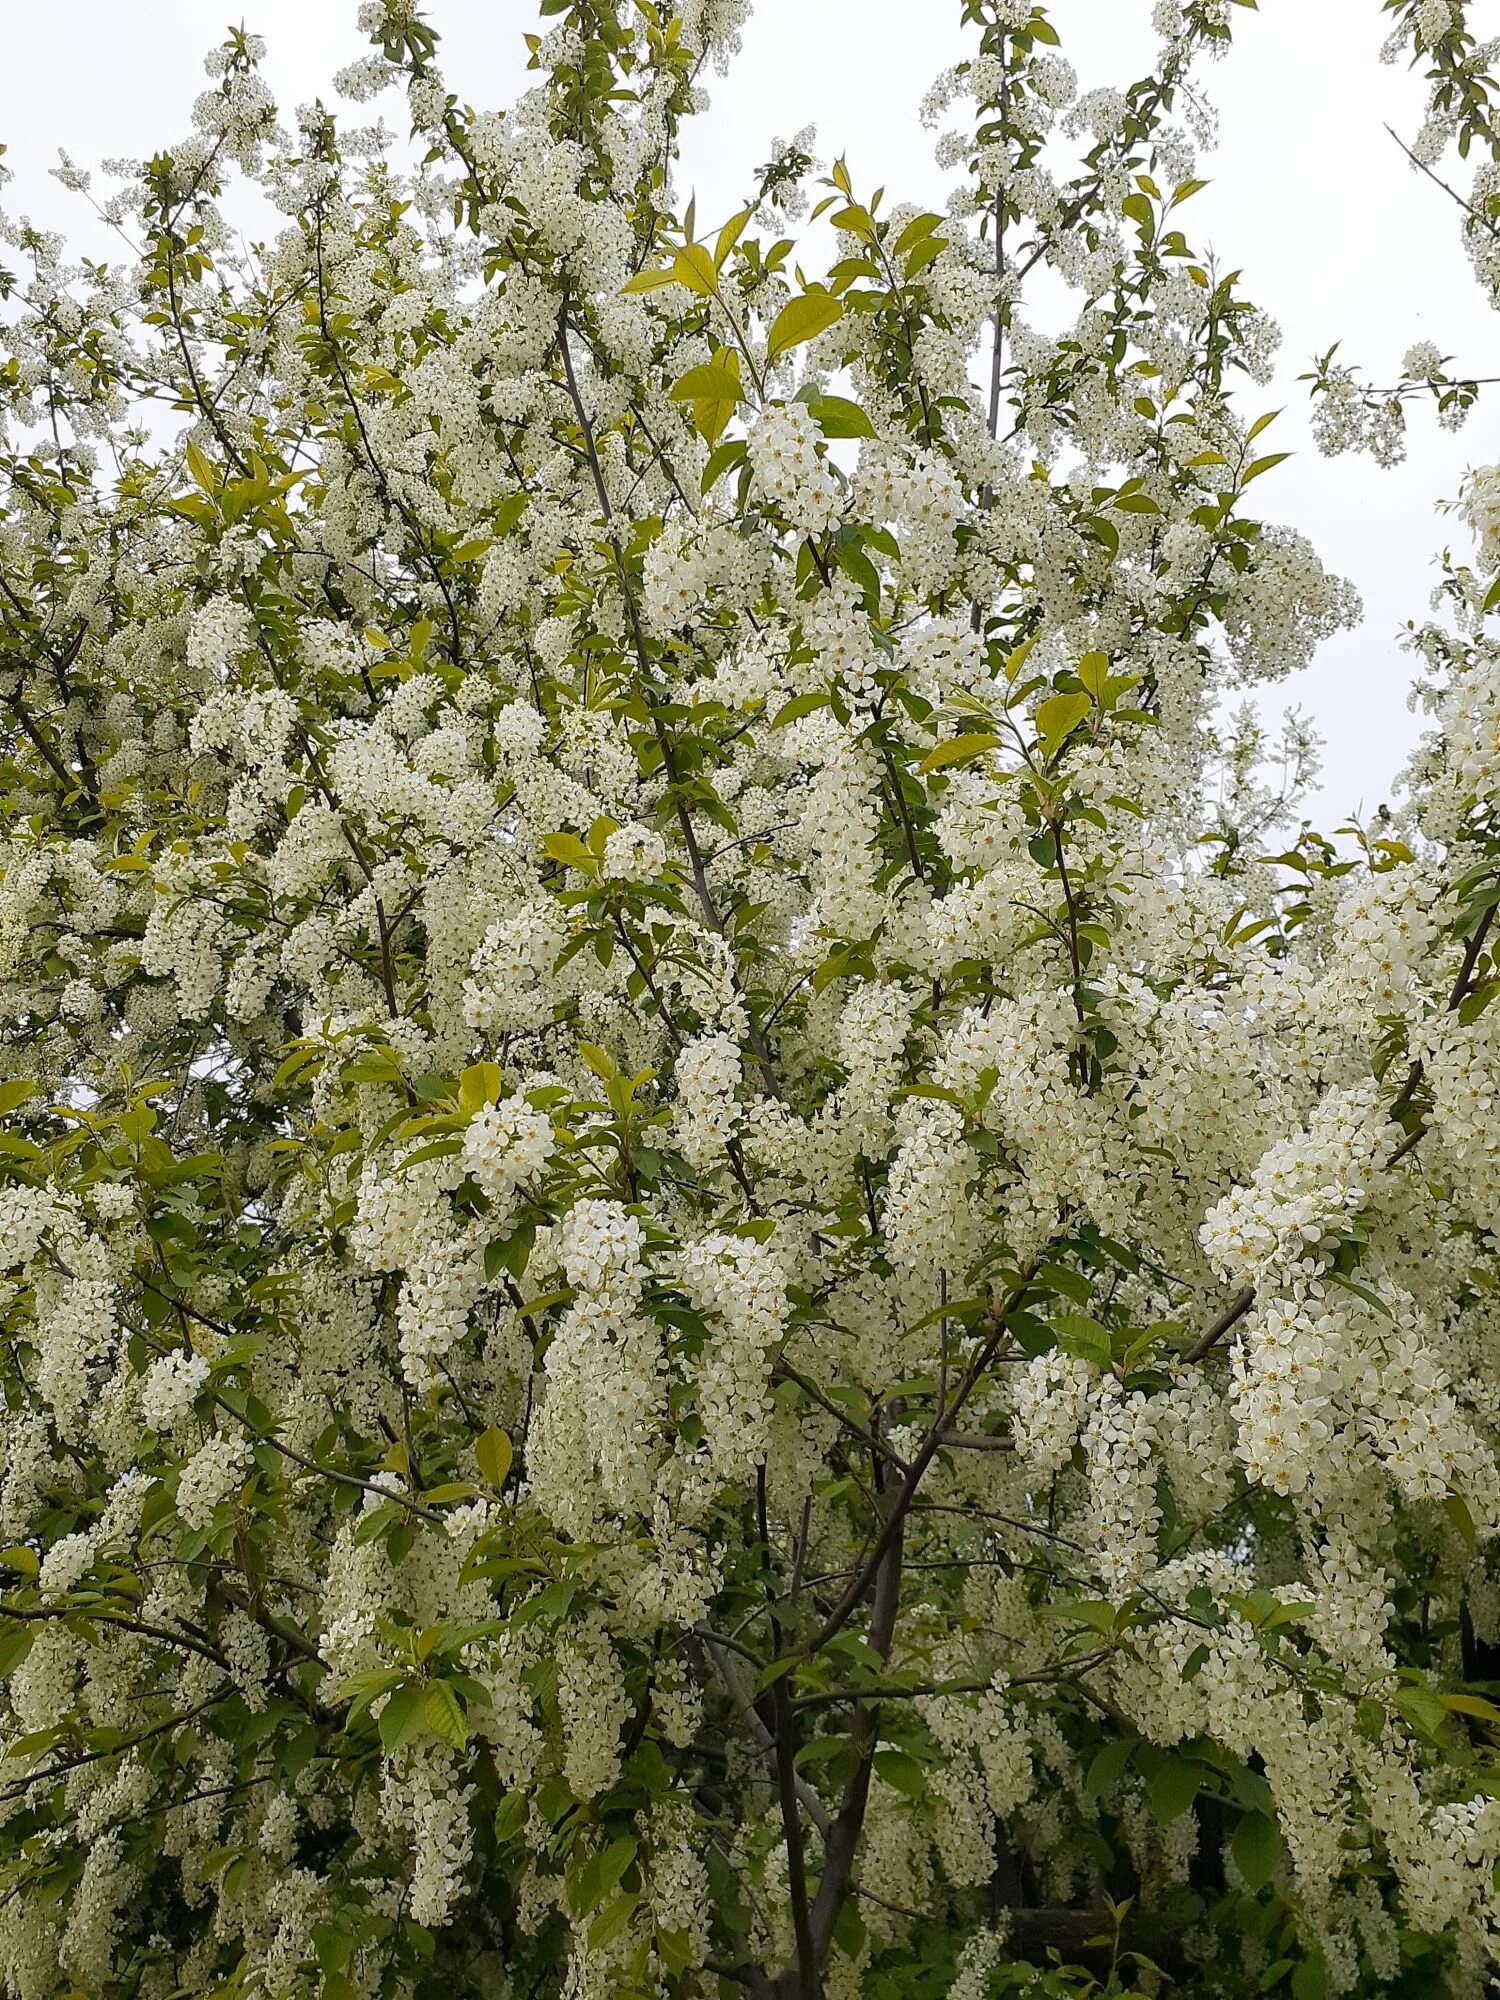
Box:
3;3;1500;1998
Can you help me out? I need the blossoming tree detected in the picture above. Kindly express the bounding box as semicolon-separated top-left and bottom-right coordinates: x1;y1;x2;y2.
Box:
4;0;1500;1993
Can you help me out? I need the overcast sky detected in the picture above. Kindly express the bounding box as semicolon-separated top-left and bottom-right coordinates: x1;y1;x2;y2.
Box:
2;1;1495;822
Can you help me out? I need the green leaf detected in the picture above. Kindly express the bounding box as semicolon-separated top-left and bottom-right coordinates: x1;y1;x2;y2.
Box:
485;1220;535;1283
701;437;747;494
620;267;677;294
475;1427;513;1490
1291;1951;1327;2000
892;212;943;258
917;732;1001;773
670;243;718;296
1036;692;1091;754
1143;1751;1200;1822
1231;1810;1279;1892
903;236;946;279
766;291;844;362
1076;651;1110;701
809;394;876;439
1053;1312;1112;1370
1084;1736;1136;1799
598;1835;638;1900
587;1893;637;1950
1393;1686;1449;1740
770;690;830;729
494;490;531;535
671;362;742;401
377;1683;423;1753
871;1748;927;1798
185;437;217;496
423;1679;468;1750
0;1620;33;1678
670;354;742;443
657;1927;694;1978
1121;191;1154;229
1439;1691;1500;1725
715;206;753;271
457;1061;504;1115
542;831;597;874
755;1653;798;1693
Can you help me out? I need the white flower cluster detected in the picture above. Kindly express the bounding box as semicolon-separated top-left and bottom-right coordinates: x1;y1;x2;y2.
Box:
528;1201;665;1530
601;821;667;882
678;1231;787;1481
1010;1349;1093;1472
6;0;1500;1990
1464;464;1500;571
1200;1083;1392;1287
672;1029;742;1168
176;1434;252;1531
461;1092;555;1215
746;402;843;533
141;1350;210;1434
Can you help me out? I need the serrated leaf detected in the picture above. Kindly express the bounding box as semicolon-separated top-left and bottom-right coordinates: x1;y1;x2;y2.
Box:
917;732;1001;773
1084;1736;1136;1799
377;1683;423;1753
1076;651;1110;701
1036;692;1091;753
457;1062;504;1115
871;1748;927;1798
670;243;717;296
766;291;844;362
770;690;830;728
1232;1810;1279;1892
1144;1752;1200;1822
423;1679;468;1749
715;206;753;271
892;212;943;257
701;437;747;494
475;1427;512;1491
809;394;876;439
587;1892;637;1951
